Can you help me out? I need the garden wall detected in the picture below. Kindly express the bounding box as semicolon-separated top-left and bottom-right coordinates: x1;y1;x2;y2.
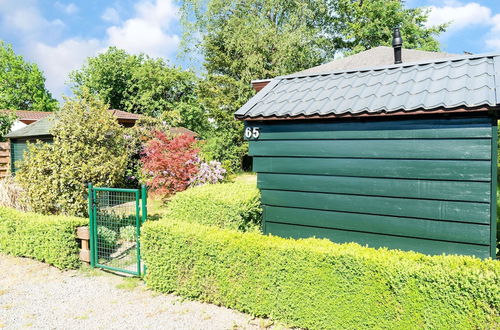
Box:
0;207;87;269
142;219;499;329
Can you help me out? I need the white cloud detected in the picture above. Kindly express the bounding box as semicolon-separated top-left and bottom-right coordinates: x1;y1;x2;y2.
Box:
101;7;120;24
106;0;180;58
55;2;78;15
0;1;64;37
426;2;491;30
425;2;500;52
107;19;179;58
30;39;103;98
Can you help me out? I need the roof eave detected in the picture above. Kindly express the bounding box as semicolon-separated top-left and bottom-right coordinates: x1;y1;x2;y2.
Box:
239;105;497;121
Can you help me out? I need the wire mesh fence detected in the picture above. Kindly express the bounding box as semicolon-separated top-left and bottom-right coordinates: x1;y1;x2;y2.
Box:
92;188;141;275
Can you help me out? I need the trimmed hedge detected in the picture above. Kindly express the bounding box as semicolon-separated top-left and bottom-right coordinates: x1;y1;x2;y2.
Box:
0;207;87;269
142;220;500;329
166;181;261;231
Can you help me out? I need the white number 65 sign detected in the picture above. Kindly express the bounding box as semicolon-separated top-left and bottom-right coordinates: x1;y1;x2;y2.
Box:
244;127;260;139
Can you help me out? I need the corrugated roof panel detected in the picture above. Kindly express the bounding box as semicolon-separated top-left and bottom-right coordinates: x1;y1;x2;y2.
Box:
235;54;500;119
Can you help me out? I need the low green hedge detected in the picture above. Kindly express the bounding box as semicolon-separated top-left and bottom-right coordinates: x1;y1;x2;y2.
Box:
166;181;261;231
0;207;87;269
142;220;500;329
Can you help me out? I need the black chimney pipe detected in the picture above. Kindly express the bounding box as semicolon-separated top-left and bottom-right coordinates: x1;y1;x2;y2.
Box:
392;27;403;64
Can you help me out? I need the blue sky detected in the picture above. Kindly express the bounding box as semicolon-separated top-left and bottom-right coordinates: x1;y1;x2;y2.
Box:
1;0;500;101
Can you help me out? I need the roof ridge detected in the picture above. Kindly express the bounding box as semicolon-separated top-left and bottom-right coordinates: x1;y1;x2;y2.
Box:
279;52;500;80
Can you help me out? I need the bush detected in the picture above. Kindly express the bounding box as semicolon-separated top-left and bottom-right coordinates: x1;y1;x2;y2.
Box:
141;131;199;198
189;159;226;187
142;220;500;329
98;226;118;250
200;133;248;174
166;181;261;231
119;225;136;242
15;91;129;216
0;207;87;269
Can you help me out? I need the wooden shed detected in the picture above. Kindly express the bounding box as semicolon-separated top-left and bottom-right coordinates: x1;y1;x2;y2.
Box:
236;52;499;259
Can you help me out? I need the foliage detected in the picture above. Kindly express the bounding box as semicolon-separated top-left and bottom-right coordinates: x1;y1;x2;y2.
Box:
0;177;29;212
119;225;136;242
197;75;253;173
123;116;172;187
331;0;447;55
0;41;58;111
180;0;446;82
0;110;17;141
200;132;248;173
70;47;209;135
15;91;129;216
98;226;118;250
166;181;261;231
142;220;500;329
189;159;226;186
180;0;330;83
141;131;199;198
0;207;87;269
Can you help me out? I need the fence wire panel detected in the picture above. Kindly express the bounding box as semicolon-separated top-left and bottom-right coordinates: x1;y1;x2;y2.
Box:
94;189;140;275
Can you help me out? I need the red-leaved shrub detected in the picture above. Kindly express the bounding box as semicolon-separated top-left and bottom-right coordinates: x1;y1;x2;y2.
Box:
141;131;199;197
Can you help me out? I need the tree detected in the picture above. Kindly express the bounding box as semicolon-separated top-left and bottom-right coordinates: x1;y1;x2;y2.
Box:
180;0;330;83
141;131;199;198
180;0;446;82
70;47;210;136
0;41;58;111
330;0;447;55
197;75;253;172
15;91;129;216
0;110;17;141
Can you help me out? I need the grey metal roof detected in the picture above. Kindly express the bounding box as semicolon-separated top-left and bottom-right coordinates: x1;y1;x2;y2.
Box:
297;46;458;75
5;116;54;138
235;53;500;119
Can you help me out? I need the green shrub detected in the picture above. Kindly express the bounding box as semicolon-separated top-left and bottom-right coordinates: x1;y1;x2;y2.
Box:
142;220;500;329
98;226;118;250
166;181;261;231
0;207;87;269
15;91;129;216
119;225;136;242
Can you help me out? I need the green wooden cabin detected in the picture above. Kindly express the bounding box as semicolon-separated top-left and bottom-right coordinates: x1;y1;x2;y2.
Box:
5;116;53;174
236;53;499;259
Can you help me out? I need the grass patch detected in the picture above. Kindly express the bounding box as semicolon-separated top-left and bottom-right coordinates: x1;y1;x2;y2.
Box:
116;277;141;291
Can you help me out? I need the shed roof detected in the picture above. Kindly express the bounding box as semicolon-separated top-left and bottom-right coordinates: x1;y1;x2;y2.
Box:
297;46;458;75
236;52;500;120
5;116;53;138
5;114;197;139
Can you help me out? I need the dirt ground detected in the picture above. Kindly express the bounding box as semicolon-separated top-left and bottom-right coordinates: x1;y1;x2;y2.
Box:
0;254;278;329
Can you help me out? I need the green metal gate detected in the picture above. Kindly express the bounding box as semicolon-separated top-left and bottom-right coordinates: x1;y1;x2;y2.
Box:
88;184;147;276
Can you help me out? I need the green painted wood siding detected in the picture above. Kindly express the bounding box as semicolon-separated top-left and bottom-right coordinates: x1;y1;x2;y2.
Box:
247;116;497;259
10;137;53;174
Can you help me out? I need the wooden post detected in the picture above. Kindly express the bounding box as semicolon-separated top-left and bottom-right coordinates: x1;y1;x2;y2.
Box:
76;226;90;263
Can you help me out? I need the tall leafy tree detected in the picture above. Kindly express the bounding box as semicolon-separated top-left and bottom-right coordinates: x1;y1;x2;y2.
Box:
70;47;210;136
0;41;58;111
181;0;330;83
330;0;447;55
180;0;446;81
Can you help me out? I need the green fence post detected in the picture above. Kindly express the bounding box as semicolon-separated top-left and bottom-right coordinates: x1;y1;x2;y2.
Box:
88;183;95;268
141;184;147;276
141;184;147;223
135;190;142;276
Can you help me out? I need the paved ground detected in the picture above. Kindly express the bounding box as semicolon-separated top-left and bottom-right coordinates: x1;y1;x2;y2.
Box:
0;254;277;329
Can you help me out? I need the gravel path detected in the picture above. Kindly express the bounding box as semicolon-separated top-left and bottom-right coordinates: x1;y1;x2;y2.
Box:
0;254;277;329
